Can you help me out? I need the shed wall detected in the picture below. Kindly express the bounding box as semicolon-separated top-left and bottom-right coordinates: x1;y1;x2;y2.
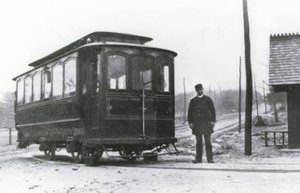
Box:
288;90;300;148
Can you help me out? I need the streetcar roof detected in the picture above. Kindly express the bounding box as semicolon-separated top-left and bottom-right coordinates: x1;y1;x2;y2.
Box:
12;36;177;81
28;32;153;68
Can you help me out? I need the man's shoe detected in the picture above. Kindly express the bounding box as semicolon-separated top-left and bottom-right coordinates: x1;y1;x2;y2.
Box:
192;160;202;164
207;160;214;163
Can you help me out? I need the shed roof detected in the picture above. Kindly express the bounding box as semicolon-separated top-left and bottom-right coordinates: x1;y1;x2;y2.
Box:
269;33;300;86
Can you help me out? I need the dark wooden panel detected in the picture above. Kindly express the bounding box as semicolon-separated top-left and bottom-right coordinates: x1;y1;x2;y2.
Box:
288;91;300;148
16;97;80;125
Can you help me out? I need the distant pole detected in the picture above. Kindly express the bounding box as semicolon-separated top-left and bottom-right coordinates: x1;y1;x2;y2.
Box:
183;78;187;124
142;79;145;137
9;128;12;145
274;102;279;122
213;88;217;106
238;56;242;133
262;81;267;113
254;76;259;116
243;0;253;155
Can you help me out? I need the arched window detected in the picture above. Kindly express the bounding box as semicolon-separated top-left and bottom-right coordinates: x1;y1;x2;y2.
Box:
64;58;76;97
17;78;24;105
24;76;32;104
32;72;41;102
107;55;126;89
52;63;63;98
42;67;52;99
157;58;170;92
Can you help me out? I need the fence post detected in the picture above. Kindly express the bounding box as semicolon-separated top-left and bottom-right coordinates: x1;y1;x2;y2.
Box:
9;128;12;145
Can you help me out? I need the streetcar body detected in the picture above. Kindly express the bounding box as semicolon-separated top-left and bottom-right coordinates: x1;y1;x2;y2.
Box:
13;32;177;163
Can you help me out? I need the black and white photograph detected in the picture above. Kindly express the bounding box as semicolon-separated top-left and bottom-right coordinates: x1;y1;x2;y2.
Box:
1;0;300;192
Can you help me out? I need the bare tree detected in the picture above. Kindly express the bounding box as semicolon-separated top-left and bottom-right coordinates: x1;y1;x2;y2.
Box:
0;92;15;128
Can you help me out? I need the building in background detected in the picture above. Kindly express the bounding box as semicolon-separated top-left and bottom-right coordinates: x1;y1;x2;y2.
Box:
269;33;300;149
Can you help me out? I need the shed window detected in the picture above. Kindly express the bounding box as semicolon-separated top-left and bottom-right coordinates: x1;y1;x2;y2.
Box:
17;79;24;105
64;58;76;97
107;55;126;89
24;76;32;104
33;72;41;102
52;63;63;98
157;59;170;92
42;68;52;99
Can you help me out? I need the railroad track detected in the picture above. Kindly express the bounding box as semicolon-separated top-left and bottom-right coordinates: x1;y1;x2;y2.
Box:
176;112;244;142
30;155;300;173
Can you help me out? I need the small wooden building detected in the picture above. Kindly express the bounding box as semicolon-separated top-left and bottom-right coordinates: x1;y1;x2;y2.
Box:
269;33;300;149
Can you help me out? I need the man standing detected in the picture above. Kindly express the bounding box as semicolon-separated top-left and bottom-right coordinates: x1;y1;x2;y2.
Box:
188;83;216;163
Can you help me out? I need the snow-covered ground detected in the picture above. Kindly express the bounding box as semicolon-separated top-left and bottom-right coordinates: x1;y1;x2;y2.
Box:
1;146;300;193
1;111;300;193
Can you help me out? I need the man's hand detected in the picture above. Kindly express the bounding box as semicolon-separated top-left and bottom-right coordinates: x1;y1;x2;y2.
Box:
189;123;194;129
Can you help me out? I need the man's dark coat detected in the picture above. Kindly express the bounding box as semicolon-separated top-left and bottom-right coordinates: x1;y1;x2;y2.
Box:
188;95;216;135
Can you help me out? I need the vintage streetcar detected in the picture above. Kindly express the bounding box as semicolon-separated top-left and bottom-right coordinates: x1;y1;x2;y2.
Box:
13;32;177;165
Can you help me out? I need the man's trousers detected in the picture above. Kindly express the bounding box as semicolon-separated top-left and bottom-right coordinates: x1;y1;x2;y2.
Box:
195;133;213;162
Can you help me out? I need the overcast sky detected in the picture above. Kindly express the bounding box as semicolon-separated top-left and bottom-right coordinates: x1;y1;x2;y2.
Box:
1;0;300;98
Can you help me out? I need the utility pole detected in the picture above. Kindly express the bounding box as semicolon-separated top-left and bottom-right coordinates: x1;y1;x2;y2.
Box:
183;78;187;124
274;102;279;122
254;75;259;117
238;56;242;133
213;88;217;107
9;128;12;145
243;0;253;155
264;80;279;122
262;81;267;113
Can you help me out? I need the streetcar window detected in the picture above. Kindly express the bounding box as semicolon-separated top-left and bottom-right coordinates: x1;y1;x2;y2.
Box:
96;54;102;92
24;76;32;104
131;55;153;90
143;57;153;90
107;55;126;89
157;60;170;92
17;79;24;105
52;63;63;98
64;58;76;97
32;72;41;102
42;68;52;99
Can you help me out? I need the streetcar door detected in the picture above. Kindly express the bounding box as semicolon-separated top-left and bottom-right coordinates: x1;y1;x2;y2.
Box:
131;55;156;137
88;53;102;133
81;51;102;136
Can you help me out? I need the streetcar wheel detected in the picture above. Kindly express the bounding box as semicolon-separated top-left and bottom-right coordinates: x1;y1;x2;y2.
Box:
143;153;158;161
71;152;83;163
44;143;56;160
70;144;84;163
83;149;103;166
125;156;137;162
119;150;140;162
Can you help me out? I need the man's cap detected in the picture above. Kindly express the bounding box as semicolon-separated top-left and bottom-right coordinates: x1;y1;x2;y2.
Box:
195;83;203;90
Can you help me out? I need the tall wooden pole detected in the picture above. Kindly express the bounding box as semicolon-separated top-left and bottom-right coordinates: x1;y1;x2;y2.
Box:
183;78;187;124
243;0;253;155
238;56;242;133
254;75;259;116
